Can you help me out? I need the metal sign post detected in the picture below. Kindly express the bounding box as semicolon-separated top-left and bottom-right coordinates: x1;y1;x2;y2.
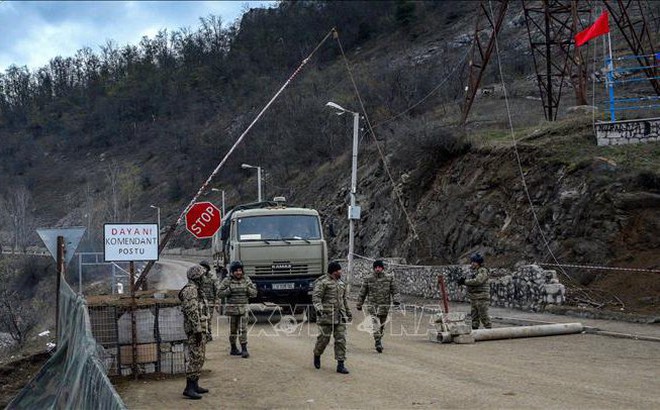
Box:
36;227;86;340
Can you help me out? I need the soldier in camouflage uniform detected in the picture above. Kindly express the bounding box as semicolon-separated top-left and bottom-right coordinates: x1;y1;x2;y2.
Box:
179;265;210;400
199;260;219;341
458;253;492;329
312;261;352;374
356;260;401;353
218;260;257;358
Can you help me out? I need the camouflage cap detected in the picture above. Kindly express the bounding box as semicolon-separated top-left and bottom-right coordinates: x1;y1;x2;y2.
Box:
187;265;205;280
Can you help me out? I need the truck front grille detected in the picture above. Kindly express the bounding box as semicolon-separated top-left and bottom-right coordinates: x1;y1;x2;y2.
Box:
247;260;324;276
254;263;308;275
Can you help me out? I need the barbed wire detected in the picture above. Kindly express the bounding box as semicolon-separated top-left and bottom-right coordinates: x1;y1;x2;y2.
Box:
354;253;659;274
538;263;660;274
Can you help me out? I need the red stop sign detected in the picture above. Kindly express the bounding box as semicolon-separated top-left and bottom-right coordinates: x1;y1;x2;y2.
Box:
185;202;222;239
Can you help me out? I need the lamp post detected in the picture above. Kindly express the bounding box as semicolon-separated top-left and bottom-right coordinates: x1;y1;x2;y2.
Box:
149;205;161;241
241;163;263;202
211;188;226;215
326;101;361;289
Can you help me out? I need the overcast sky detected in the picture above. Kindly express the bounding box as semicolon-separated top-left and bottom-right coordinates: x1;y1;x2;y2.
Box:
0;1;275;73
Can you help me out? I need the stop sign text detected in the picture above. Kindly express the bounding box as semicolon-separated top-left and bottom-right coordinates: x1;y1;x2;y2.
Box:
185;202;222;239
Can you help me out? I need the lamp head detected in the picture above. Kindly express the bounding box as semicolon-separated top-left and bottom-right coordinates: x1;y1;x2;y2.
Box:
326;101;349;115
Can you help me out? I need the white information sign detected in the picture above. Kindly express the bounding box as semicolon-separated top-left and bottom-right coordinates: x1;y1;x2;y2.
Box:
104;223;159;261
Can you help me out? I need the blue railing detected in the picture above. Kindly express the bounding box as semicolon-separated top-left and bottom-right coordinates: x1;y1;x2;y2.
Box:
604;53;659;121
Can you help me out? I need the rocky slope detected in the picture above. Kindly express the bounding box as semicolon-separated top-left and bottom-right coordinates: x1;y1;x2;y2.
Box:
291;117;659;314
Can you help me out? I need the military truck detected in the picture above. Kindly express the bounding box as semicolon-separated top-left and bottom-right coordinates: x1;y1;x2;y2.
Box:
212;197;327;319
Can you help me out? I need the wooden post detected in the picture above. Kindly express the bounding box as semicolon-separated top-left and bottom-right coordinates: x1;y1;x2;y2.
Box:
437;274;450;314
56;236;65;341
130;261;138;379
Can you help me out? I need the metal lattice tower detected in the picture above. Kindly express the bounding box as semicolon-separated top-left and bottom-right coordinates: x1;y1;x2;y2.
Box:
604;0;660;95
570;1;595;106
523;0;581;121
461;0;509;124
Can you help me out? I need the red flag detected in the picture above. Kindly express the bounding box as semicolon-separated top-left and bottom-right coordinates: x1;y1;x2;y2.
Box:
575;11;610;47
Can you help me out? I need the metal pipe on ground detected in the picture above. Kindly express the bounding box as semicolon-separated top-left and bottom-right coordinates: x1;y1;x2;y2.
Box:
472;323;584;341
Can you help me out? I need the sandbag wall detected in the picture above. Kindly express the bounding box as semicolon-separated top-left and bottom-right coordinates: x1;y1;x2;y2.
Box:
349;259;565;312
87;291;188;376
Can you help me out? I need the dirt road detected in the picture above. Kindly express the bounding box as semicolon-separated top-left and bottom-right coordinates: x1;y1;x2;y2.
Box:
115;304;660;409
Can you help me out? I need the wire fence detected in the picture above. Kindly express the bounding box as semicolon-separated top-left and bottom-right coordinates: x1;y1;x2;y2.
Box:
87;291;188;377
6;278;126;410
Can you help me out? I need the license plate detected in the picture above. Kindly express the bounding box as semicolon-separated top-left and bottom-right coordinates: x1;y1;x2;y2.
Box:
272;283;295;290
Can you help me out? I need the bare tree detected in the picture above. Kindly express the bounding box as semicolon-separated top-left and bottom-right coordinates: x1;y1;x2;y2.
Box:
105;160;122;222
0;263;40;345
1;186;34;253
120;164;141;222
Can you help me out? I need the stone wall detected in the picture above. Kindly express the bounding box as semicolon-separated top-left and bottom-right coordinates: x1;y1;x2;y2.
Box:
595;117;660;146
347;258;565;312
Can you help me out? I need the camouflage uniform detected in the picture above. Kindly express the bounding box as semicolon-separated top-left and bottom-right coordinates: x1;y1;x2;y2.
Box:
357;269;400;344
218;273;257;345
465;266;491;329
179;266;210;379
199;268;219;340
312;273;352;361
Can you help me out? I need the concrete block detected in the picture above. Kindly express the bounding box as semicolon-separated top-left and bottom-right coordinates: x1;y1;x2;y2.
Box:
453;334;475;344
158;306;187;342
445;312;466;322
428;329;439;342
118;309;156;344
120;343;158;365
449;323;472;336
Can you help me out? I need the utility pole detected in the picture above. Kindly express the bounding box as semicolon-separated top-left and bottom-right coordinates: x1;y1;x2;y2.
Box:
461;0;509;124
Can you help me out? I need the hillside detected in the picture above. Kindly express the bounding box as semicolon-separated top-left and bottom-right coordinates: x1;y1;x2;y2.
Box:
0;0;658;316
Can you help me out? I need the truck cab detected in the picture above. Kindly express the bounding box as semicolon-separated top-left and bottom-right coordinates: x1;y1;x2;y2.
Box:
212;198;327;311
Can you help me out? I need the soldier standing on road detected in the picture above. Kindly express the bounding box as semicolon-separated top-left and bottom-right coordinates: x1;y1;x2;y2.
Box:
457;253;492;329
356;259;401;353
312;261;352;374
199;260;219;341
179;265;210;400
218;261;257;358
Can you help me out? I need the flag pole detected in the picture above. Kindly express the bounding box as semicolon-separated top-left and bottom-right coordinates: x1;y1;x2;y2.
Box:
606;31;616;121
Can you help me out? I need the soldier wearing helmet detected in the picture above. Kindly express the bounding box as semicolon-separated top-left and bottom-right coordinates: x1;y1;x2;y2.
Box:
457;253;492;329
179;265;211;400
198;260;219;341
356;259;400;353
218;260;257;358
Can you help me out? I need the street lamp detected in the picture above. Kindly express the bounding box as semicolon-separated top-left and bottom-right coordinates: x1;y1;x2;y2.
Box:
211;188;226;215
149;205;161;237
326;101;361;289
241;163;263;202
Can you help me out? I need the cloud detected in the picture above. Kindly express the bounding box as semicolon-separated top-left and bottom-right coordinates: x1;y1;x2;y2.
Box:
0;1;274;73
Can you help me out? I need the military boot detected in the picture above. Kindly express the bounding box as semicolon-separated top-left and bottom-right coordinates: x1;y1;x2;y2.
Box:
183;377;202;400
240;342;250;358
314;355;321;369
193;376;209;394
336;361;349;374
230;343;241;356
375;340;383;353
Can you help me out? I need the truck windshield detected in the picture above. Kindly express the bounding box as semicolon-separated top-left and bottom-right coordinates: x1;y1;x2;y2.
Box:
237;215;321;241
